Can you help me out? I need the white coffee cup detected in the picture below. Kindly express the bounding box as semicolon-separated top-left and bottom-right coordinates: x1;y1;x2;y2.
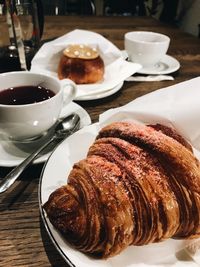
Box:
124;31;170;67
0;71;77;141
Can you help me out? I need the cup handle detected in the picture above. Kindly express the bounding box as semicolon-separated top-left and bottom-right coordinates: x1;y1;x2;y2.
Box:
60;79;77;105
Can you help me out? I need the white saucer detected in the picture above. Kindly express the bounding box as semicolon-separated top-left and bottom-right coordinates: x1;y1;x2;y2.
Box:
0;102;91;167
75;82;124;101
121;50;180;75
137;55;180;75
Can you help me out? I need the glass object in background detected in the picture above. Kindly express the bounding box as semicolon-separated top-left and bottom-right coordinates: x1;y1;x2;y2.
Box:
0;0;21;72
0;0;44;73
42;0;95;15
42;0;65;15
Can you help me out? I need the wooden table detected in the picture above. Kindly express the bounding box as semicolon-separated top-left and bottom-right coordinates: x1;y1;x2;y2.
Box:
0;16;200;267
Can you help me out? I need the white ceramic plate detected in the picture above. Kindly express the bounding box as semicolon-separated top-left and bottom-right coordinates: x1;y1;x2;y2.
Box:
75;82;124;101
121;50;180;75
31;30;142;102
137;55;180;75
0;102;91;167
39;123;197;267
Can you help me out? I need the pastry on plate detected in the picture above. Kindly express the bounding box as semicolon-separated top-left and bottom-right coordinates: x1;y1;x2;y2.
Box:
44;122;200;258
58;44;105;84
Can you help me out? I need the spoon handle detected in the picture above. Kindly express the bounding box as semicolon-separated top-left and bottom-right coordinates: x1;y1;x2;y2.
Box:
0;137;55;193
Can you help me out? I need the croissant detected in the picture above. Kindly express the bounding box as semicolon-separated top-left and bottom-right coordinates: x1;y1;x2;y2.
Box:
44;121;200;258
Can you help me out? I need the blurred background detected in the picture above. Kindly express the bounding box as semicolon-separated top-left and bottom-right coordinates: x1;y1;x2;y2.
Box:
0;0;199;43
38;0;200;37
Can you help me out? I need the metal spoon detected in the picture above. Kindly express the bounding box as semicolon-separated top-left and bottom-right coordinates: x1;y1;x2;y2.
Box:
0;113;80;194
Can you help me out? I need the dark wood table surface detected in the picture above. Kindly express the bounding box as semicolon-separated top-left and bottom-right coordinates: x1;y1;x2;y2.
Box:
0;15;200;267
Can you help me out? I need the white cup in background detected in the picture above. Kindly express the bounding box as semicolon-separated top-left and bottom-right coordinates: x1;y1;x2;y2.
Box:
0;71;77;141
124;31;170;67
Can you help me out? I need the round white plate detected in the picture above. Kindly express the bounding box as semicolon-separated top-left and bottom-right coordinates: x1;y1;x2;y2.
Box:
39;123;197;267
137;55;180;75
0;102;91;167
121;50;180;75
75;82;124;101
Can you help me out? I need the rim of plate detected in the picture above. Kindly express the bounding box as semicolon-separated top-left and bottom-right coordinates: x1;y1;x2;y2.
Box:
75;82;124;101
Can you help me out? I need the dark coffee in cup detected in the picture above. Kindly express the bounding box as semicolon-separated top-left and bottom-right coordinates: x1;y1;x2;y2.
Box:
0;85;55;105
0;71;77;140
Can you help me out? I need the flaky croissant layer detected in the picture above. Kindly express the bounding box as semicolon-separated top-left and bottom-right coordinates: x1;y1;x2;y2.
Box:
44;122;200;258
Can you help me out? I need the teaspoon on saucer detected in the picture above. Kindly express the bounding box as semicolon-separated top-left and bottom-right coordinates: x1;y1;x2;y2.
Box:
0;113;80;194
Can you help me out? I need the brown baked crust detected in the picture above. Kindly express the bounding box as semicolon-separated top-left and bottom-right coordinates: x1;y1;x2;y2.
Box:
44;122;200;258
148;123;193;152
58;55;104;84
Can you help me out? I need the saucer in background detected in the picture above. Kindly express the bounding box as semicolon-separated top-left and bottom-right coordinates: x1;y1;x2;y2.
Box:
121;50;180;75
137;55;180;75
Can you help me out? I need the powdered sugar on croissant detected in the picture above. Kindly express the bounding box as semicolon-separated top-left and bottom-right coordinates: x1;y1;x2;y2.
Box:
44;121;200;258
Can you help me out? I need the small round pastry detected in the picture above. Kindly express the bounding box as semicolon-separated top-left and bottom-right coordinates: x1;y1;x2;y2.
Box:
57;44;105;84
